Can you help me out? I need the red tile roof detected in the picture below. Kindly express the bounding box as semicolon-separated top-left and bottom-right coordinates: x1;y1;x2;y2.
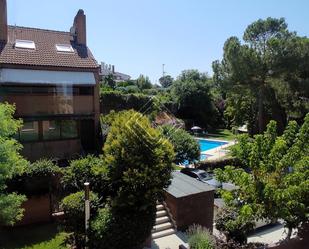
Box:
0;26;99;69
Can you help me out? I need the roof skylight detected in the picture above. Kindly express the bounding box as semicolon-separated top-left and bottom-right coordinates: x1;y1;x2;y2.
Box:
15;40;36;50
56;44;74;53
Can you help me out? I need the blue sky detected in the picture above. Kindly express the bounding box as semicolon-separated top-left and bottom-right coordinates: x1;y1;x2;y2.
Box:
8;0;309;83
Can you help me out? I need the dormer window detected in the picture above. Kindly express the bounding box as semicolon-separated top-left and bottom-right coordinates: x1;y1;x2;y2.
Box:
56;44;74;53
15;40;36;50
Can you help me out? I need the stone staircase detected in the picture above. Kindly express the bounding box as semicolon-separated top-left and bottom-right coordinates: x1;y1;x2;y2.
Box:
152;203;176;239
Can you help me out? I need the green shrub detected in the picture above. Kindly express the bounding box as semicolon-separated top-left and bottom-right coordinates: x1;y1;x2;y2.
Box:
196;157;242;171
61;155;108;195
104;110;174;209
161;125;200;164
100;91;153;115
60;191;99;248
215;207;254;244
98;110;174;249
89;206;155;249
187;225;216;249
7;159;61;196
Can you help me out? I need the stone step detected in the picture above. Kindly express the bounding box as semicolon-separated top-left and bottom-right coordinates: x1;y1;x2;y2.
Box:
152;228;176;239
156;210;167;218
155;216;170;225
152;222;173;233
156;204;164;211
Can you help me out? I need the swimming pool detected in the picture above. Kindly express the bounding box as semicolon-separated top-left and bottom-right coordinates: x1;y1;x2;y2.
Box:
181;139;228;165
198;139;227;152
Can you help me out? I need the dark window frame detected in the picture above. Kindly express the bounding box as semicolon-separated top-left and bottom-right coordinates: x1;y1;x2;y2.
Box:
0;85;94;96
17;119;80;143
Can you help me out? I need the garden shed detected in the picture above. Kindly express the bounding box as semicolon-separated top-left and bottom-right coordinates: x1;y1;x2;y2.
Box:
164;171;215;231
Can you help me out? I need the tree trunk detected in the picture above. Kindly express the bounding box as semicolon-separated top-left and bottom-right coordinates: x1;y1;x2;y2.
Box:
286;227;292;240
269;88;287;134
258;86;265;133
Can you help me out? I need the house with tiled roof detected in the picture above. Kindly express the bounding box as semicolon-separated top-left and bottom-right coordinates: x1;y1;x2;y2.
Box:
0;0;100;161
100;62;131;82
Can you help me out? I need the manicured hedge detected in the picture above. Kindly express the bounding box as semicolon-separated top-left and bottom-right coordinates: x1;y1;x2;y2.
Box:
100;91;178;115
7;159;62;197
195;157;242;171
100;92;153;115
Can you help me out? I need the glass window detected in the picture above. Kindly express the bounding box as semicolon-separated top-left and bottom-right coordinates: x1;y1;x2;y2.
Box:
15;39;36;50
31;87;52;94
79;87;93;95
0;86;32;95
61;120;78;139
43;120;61;140
20;121;39;142
56;44;74;53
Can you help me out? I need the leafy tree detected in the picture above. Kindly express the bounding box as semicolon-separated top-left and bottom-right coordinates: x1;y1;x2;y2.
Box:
159;75;174;88
91;110;175;249
136;74;152;90
213;17;309;134
215;207;255;244
171;70;217;128
0;103;27;225
61;191;99;248
161;125;200;164
61;155;108;195
215;114;309;240
101;74;116;89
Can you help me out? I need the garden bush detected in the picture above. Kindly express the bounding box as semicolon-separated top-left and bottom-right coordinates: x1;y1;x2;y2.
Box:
187;225;216;249
196;157;242;172
95;110;174;249
60;191;99;248
7;159;61;196
215;207;254;244
100;91;152;115
89;206;155;249
61;155;108;195
161;125;200;164
103;110;174;210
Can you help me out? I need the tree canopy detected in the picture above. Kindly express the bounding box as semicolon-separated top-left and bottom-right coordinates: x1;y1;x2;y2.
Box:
215;114;309;240
171;70;218;128
89;110;175;249
159;75;174;88
213;17;309;134
161;125;200;164
136;74;153;90
0;103;28;225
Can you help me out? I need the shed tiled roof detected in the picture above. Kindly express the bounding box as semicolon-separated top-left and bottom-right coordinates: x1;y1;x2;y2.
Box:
166;171;214;198
0;26;99;69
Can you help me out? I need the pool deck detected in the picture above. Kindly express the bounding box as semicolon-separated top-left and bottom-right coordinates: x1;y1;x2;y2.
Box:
196;137;235;161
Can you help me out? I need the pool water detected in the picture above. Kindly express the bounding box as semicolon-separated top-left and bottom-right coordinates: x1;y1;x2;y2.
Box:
181;139;227;165
198;139;227;152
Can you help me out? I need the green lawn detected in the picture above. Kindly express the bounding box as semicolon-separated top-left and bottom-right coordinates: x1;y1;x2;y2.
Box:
199;129;235;141
0;223;68;249
173;165;183;170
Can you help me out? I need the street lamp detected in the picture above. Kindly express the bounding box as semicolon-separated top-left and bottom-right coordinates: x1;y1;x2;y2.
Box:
84;182;90;246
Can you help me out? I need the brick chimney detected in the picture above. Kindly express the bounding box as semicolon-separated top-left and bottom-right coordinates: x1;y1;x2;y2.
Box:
0;0;8;42
72;9;86;45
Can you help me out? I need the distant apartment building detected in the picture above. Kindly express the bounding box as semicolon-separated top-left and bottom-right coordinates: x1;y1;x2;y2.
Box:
100;62;131;82
0;0;100;161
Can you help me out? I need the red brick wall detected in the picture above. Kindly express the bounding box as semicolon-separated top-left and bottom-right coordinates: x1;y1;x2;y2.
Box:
22;139;82;161
17;195;51;226
165;190;214;232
